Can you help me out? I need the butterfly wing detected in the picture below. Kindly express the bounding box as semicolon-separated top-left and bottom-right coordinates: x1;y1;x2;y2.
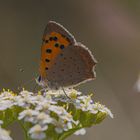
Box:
39;21;97;89
39;21;76;82
46;43;97;88
43;21;76;44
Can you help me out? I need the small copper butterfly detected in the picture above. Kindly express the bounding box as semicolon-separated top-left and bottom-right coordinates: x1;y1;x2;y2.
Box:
37;21;97;89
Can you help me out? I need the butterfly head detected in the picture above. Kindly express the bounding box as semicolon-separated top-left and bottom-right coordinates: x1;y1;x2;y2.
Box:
36;76;48;88
36;75;60;90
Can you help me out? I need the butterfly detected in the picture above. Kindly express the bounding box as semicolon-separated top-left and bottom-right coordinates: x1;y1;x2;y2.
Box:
37;21;97;90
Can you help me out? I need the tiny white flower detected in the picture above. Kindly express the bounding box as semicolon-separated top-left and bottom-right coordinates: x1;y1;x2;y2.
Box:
54;119;65;134
45;88;81;98
36;112;53;125
29;124;47;140
14;96;29;107
44;90;63;97
90;108;98;114
74;128;86;135
35;100;51;111
18;109;39;123
14;93;39;108
67;122;72;129
34;95;44;102
44;95;57;104
19;90;34;96
54;119;73;133
0;92;15;100
35;95;56;105
92;103;113;118
0;120;3;125
49;105;65;115
0;127;13;140
60;112;74;123
63;88;82;97
55;127;63;134
75;95;93;112
63;122;73;131
78;95;93;106
102;107;114;118
0;100;14;110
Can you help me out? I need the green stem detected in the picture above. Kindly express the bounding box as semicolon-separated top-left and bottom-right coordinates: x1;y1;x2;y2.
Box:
18;120;31;140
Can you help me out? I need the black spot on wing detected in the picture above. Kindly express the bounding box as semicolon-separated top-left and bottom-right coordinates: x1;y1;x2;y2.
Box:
45;40;49;43
45;59;50;62
49;37;53;41
46;49;52;53
54;43;59;47
60;44;65;49
53;36;58;41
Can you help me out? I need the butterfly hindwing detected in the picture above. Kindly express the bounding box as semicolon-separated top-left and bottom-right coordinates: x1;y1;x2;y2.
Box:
46;43;97;88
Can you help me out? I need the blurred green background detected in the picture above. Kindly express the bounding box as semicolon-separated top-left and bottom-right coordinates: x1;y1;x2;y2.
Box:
0;0;140;140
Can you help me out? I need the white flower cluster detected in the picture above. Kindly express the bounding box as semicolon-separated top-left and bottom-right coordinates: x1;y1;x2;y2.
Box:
0;120;13;140
75;95;113;117
0;89;113;140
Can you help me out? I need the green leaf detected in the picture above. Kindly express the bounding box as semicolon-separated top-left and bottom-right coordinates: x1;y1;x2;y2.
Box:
1;108;15;127
46;124;59;140
58;126;82;140
95;112;107;124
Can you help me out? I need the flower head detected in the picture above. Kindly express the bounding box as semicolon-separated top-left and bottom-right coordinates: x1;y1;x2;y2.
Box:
0;88;113;140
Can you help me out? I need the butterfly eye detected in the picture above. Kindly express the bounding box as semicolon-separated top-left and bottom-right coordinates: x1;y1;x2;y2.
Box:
45;67;48;70
38;76;41;82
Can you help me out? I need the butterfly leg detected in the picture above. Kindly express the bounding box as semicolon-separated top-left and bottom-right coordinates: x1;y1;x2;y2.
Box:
62;87;71;100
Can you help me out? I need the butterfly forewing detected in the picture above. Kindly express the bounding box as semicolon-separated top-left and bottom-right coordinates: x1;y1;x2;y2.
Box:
43;21;76;44
39;21;75;79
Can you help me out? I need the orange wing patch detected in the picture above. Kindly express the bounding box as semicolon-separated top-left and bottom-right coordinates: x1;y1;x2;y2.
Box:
39;32;70;78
